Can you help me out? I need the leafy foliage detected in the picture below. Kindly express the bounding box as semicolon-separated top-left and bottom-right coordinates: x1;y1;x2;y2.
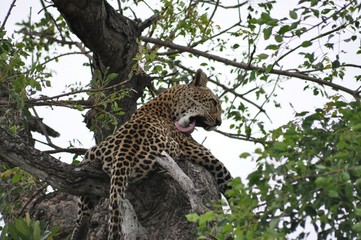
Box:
0;167;39;222
190;98;361;239
0;213;59;240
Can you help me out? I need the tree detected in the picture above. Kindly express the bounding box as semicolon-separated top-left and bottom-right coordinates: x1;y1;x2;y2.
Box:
0;0;360;239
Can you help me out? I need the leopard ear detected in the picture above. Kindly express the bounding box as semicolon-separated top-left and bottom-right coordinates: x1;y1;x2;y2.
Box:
189;69;208;87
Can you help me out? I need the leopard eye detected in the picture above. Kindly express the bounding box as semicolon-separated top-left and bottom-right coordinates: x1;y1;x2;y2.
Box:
211;99;218;106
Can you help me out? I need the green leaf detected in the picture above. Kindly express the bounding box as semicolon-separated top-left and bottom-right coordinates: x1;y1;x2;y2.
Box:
269;218;280;229
239;152;251;158
355;208;361;216
331;60;340;69
186;213;199;222
263;27;273;40
315;165;327;171
25;213;31;225
295;111;309;117
12;174;21;183
260;12;272;23
289;10;298;19
265;44;280;50
154;65;163;72
33;220;41;240
344;182;353;200
15;219;29;238
341;172;350;181
301;41;312;48
353;166;361;177
258;53;269;60
273;142;288;151
106;73;118;83
327;189;339;198
274;35;283;43
279;25;290;35
199;211;215;226
315;177;327;186
7;223;21;240
352;222;361;232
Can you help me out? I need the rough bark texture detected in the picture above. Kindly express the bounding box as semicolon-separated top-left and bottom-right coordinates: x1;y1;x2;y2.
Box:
53;0;150;142
0;0;221;239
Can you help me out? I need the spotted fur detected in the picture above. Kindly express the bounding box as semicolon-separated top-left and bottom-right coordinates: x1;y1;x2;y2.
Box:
71;69;233;240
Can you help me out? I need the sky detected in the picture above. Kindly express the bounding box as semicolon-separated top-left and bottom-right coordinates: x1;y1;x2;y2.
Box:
1;0;360;238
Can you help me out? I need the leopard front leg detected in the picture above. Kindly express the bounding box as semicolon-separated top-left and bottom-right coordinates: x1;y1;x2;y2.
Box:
181;139;233;196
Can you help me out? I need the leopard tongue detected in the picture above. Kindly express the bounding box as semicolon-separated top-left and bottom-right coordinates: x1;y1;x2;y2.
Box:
175;120;196;134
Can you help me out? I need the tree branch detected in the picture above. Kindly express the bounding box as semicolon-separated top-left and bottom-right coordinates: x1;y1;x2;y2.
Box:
1;0;17;29
138;13;159;32
140;36;360;99
157;151;206;213
0;125;109;197
214;129;266;144
43;147;87;155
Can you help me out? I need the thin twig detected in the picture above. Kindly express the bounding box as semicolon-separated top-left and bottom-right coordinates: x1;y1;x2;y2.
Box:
43;147;87;155
31;107;60;150
214;129;266;144
273;23;350;69
202;0;219;38
200;0;247;9
1;0;17;29
18;183;48;217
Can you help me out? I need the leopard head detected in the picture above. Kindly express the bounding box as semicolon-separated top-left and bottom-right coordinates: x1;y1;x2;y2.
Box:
173;69;222;134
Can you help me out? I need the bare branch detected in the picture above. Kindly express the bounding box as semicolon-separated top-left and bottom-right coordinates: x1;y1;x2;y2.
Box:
20;30;93;61
344;63;361;69
31;107;61;150
138;13;160;32
30;99;94;108
1;0;17;29
199;0;248;9
40;51;92;66
208;78;266;113
18;183;48;217
121;199;148;240
43;147;87;155
214;129;266;144
157;151;206;213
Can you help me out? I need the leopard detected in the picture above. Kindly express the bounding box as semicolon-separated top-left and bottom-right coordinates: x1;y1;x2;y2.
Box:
71;69;233;240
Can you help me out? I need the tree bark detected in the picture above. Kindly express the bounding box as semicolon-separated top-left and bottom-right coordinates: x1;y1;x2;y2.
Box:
52;0;150;141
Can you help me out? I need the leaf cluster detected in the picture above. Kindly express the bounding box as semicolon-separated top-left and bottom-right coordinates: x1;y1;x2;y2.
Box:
0;213;59;240
0;166;39;222
190;98;361;239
